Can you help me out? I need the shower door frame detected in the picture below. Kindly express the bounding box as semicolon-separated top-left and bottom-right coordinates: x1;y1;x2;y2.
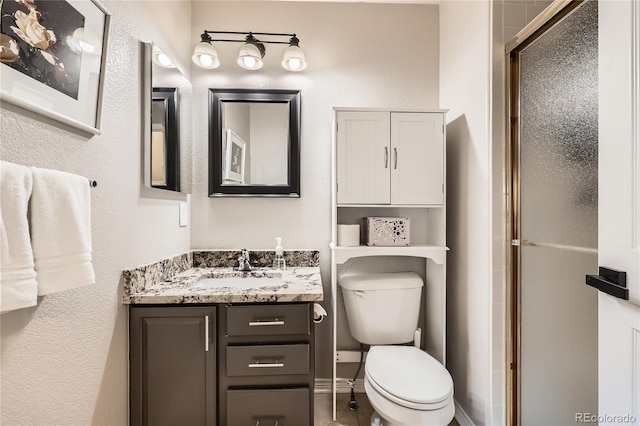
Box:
505;1;587;424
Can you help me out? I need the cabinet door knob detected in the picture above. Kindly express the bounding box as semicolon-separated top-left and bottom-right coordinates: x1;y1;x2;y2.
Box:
394;147;398;169
384;147;389;168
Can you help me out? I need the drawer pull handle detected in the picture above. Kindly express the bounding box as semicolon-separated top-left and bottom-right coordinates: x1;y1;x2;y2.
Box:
248;320;285;327
248;361;285;368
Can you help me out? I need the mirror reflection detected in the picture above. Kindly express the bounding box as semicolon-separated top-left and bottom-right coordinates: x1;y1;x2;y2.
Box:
151;87;178;189
144;42;192;194
209;89;301;197
222;102;289;185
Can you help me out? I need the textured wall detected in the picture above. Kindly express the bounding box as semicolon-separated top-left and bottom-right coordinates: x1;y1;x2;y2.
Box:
0;2;191;424
189;1;440;379
440;1;493;425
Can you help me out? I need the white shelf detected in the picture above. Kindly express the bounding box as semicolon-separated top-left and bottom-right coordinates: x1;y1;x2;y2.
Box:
337;204;444;208
330;243;448;265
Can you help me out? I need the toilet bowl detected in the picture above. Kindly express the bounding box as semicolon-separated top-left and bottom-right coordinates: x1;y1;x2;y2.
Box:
338;272;454;425
364;345;454;426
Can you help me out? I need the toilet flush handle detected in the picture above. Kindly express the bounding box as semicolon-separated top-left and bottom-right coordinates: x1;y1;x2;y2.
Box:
353;290;367;298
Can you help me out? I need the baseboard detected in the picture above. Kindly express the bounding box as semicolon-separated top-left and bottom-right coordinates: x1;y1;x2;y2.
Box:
454;400;475;426
314;378;366;394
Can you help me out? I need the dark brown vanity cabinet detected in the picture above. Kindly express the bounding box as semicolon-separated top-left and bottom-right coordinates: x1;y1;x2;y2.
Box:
129;303;314;426
218;303;315;426
129;306;216;426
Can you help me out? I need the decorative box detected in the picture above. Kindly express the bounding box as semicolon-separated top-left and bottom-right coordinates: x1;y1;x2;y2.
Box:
365;217;410;246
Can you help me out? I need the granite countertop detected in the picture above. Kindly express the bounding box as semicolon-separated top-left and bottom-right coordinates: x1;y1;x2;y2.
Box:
122;250;323;304
124;266;323;304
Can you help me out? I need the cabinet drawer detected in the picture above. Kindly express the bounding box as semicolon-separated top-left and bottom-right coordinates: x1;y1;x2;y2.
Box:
226;344;309;377
227;388;309;426
226;304;310;336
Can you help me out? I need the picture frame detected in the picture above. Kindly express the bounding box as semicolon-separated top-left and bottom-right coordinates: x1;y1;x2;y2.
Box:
0;0;110;135
223;129;246;184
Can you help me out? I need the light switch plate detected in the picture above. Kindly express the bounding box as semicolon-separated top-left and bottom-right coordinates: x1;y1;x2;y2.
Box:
179;202;187;227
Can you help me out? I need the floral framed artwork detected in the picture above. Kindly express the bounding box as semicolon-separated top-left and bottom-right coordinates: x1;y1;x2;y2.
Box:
223;129;246;184
0;0;110;134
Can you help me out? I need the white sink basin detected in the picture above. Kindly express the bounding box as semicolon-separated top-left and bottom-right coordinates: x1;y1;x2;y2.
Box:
194;275;284;289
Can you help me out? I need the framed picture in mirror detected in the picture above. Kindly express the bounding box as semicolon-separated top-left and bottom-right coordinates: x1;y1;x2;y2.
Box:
223;129;246;184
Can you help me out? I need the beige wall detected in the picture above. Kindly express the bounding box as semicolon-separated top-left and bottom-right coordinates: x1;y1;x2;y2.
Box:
440;1;493;424
189;1;440;379
0;2;191;424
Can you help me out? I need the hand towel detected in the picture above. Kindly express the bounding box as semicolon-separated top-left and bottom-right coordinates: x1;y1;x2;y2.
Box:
0;161;38;312
30;167;95;295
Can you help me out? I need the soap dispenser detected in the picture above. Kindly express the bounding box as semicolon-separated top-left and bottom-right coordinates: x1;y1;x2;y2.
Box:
273;237;286;270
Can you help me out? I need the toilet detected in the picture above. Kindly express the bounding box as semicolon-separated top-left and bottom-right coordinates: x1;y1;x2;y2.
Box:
339;272;455;426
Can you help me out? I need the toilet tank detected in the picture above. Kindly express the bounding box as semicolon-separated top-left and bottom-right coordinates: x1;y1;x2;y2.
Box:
339;272;423;345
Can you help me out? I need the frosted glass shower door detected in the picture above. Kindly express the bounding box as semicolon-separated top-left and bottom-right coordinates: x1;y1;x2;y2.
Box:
516;0;598;424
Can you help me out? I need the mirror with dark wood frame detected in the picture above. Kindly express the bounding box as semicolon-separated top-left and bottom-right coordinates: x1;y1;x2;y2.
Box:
208;89;301;197
151;87;179;190
142;41;192;196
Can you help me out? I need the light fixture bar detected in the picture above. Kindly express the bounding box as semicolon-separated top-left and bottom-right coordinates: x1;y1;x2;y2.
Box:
202;31;296;45
203;30;296;37
205;38;290;45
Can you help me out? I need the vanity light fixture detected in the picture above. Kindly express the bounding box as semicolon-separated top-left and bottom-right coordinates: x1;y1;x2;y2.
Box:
192;31;307;72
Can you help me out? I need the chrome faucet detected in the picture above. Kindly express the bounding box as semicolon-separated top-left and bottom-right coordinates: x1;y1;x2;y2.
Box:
238;248;252;271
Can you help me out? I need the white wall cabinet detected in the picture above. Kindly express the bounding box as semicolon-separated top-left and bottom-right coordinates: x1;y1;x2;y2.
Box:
336;111;444;206
330;108;448;420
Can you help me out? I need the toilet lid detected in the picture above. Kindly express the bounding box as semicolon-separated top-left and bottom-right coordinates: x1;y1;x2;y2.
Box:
365;346;453;406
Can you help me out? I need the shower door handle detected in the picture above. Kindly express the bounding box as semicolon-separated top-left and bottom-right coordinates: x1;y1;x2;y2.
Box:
585;266;628;300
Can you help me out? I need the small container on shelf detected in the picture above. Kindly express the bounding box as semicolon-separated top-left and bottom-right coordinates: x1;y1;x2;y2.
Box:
337;224;361;246
365;217;410;246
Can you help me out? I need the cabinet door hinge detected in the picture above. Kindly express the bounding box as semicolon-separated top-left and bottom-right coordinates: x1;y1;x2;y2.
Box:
442;124;445;133
442;184;444;193
336;182;338;192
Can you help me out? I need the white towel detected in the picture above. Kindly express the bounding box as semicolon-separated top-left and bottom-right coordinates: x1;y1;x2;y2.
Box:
30;167;95;295
0;161;38;312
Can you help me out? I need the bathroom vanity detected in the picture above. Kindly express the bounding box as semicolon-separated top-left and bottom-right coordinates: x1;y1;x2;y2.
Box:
123;250;323;426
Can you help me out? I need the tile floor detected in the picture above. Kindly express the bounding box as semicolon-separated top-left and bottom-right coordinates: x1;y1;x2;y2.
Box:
313;393;460;426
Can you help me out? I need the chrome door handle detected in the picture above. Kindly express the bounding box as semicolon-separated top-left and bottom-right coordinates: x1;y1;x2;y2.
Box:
394;147;398;169
384;147;389;168
204;315;210;352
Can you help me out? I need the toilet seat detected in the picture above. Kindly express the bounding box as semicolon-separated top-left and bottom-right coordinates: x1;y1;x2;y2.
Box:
365;345;454;411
